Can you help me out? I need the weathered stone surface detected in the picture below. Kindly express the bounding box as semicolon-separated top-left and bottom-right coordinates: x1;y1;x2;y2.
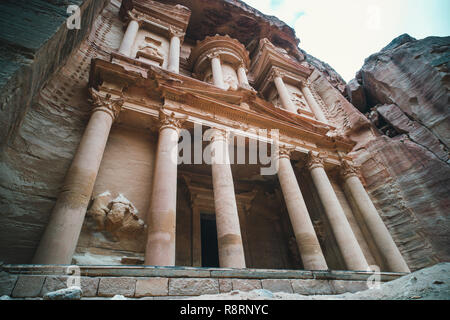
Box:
218;279;233;293
11;275;45;298
331;280;369;294
290;279;333;295
135;277;168;297
0;271;17;296
98;277;136;297
43;286;82;300
169;278;219;296
231;279;262;292
346;79;367;112
40;276;99;297
261;279;293;293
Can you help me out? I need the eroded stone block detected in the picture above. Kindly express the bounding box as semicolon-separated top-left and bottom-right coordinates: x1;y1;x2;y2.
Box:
231;279;262;292
261;279;293;293
12;275;45;298
218;279;233;293
290;279;333;295
135;277;168;297
169;278;219;296
0;272;17;296
98;277;136;297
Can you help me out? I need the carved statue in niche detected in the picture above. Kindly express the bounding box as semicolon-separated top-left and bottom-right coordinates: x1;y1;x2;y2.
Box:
224;74;238;91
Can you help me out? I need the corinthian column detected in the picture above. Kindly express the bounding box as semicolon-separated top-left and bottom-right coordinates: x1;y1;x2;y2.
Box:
33;89;123;264
144;111;186;266
340;160;410;273
300;83;328;124
307;152;369;271
208;52;226;89
210;129;246;268
271;69;297;114
277;147;328;270
167;27;184;74
118;12;142;57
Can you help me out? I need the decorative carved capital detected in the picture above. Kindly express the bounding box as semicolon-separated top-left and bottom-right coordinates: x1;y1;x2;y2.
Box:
306;151;327;171
158;108;187;133
206;51;221;60
268;68;285;82
238;61;248;72
277;145;295;160
127;10;144;26
340;159;361;180
168;26;185;39
89;88;124;121
210;128;230;143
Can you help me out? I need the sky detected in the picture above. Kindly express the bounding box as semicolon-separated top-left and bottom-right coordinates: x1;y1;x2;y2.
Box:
243;0;450;82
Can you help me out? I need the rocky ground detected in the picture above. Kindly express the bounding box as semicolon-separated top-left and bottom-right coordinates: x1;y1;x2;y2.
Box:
1;263;448;300
187;263;450;300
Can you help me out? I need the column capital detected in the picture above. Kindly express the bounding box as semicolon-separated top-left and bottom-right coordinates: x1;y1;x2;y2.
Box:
168;26;185;39
277;145;296;160
306;151;327;171
206;51;221;60
89;88;124;121
158;109;187;133
126;10;144;27
340;159;361;181
269;68;286;82
210;128;230;143
237;61;248;72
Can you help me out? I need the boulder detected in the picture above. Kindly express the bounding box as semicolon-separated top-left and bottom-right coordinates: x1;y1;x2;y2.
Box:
43;286;82;300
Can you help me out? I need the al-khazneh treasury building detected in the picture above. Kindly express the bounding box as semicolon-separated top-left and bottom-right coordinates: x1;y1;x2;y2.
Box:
27;0;410;275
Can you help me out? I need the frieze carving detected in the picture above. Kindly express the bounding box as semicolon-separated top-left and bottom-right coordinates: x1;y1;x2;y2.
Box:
206;51;221;60
89;88;124;121
306;151;327;170
340;159;361;180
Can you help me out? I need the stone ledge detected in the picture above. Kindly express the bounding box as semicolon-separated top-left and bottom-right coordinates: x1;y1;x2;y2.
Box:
1;264;407;282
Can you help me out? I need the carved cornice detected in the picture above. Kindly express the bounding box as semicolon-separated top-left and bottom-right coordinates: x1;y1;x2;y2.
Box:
89;88;124;121
306;151;327;171
340;159;361;181
168;26;185;39
158;108;187;133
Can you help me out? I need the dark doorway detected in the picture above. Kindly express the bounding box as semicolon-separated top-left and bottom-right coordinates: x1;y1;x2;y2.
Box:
201;214;220;268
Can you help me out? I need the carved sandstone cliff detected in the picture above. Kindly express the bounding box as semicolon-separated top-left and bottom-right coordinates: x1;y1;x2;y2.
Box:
342;35;450;270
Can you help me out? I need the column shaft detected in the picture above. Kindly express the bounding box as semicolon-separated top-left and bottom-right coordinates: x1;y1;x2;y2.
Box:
309;161;369;271
210;131;246;268
211;56;226;89
274;76;297;113
301;85;328;123
237;66;249;87
168;35;181;74
277;156;328;270
118;20;139;57
344;175;410;272
33;106;117;264
144;126;179;266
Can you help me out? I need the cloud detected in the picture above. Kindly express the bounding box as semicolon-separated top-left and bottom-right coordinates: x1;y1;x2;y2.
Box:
243;0;450;82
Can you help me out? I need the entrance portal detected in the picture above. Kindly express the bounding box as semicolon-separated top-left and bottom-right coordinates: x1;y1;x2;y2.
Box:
201;214;220;267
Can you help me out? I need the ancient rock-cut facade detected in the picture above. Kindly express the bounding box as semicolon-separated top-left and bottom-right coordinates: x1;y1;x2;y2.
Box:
0;0;447;280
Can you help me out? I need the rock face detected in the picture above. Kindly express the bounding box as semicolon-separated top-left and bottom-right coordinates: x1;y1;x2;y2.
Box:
343;34;450;269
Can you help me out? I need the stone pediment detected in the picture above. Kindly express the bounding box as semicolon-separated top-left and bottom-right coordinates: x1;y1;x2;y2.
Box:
120;0;191;36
